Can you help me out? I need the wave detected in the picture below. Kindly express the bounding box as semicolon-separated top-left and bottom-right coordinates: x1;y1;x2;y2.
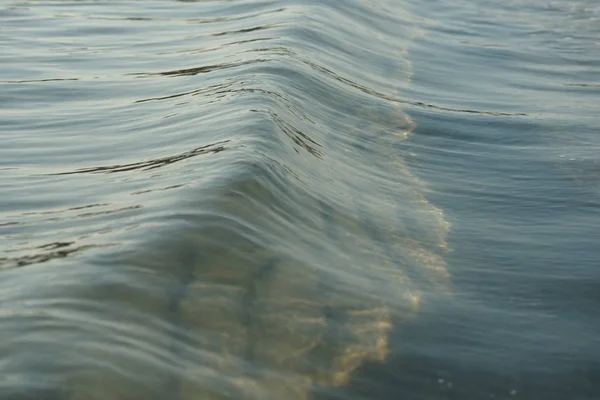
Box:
0;1;450;399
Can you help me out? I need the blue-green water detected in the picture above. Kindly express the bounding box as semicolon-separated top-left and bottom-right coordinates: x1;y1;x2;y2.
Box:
1;0;599;399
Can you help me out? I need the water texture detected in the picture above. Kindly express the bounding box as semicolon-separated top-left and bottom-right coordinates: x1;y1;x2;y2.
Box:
1;0;599;399
1;1;451;399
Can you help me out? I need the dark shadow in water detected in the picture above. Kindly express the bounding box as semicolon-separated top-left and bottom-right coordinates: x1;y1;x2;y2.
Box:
0;78;79;84
250;109;322;158
132;59;270;78
211;24;281;37
52;7;285;26
47;140;230;175
134;82;236;103
0;241;113;269
2;204;141;228
563;83;600;88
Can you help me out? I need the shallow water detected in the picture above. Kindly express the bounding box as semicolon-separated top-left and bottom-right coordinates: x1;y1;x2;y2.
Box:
1;0;599;399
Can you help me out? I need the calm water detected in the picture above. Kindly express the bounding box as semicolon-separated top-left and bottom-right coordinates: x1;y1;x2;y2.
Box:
1;0;598;399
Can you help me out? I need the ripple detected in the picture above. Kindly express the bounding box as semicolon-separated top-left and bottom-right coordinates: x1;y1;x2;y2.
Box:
48;140;231;175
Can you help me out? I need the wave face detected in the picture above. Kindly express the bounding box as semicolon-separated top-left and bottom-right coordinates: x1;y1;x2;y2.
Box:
0;1;450;399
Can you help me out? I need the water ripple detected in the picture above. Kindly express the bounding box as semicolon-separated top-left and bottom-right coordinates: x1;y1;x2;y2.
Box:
49;140;231;175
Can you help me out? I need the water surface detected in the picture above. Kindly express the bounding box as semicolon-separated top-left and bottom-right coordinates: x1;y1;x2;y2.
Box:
1;0;599;399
